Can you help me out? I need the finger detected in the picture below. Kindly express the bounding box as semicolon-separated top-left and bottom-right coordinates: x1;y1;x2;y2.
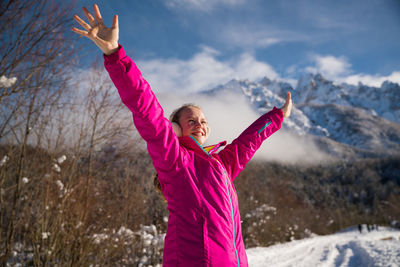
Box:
73;14;91;31
82;6;96;27
286;92;292;105
112;14;118;29
72;27;89;37
93;4;104;25
283;92;289;104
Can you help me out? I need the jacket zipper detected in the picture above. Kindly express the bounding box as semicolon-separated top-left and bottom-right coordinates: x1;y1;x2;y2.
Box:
214;159;240;267
189;136;240;266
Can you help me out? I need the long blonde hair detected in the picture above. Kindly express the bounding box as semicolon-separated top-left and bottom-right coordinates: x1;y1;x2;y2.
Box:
153;104;201;200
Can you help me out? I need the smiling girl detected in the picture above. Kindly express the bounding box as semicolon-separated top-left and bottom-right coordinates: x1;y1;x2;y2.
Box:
73;4;292;267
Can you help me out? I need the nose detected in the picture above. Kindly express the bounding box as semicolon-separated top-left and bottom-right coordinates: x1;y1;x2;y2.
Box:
193;121;202;128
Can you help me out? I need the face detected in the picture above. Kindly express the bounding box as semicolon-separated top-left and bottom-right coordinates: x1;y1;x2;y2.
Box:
178;107;210;145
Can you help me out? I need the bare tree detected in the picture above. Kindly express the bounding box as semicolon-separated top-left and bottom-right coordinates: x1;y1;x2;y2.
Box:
0;0;78;139
0;0;79;263
68;59;134;221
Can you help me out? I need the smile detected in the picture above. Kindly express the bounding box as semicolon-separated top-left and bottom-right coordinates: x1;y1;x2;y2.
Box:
192;131;204;136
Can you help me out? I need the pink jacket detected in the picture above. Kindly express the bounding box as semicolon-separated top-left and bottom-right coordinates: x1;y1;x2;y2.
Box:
104;45;284;267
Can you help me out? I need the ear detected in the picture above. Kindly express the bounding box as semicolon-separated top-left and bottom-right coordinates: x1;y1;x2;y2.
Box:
171;122;182;137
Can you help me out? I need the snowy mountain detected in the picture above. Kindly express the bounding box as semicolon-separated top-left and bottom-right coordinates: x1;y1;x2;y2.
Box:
247;226;400;267
201;74;400;158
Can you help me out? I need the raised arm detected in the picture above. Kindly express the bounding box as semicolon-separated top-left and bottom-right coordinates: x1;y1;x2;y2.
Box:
72;5;181;174
216;92;292;180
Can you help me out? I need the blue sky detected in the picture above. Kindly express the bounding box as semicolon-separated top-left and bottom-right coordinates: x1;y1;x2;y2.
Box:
73;0;400;92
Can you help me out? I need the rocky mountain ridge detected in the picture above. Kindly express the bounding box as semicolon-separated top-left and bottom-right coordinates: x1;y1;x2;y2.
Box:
202;74;400;158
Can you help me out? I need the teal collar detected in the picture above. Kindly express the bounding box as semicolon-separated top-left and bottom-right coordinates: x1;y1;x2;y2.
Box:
178;136;226;156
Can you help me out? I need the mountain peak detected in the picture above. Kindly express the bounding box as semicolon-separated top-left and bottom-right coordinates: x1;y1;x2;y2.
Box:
200;73;400;159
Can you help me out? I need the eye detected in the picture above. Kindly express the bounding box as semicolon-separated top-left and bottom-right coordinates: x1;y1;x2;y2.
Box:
201;121;207;125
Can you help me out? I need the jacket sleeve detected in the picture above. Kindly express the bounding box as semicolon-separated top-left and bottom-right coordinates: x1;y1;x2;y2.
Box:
104;45;181;175
217;107;284;181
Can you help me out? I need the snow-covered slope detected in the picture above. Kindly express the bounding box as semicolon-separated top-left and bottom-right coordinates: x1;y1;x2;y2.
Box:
201;74;400;158
247;226;400;267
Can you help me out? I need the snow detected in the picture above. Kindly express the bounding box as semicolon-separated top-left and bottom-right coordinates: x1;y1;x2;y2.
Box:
55;180;64;191
41;232;50;240
247;226;400;267
57;155;67;164
92;233;110;244
52;163;61;173
0;155;9;166
0;75;17;88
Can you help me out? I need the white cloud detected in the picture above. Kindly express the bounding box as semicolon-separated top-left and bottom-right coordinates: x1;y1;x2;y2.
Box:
305;54;400;87
165;0;246;11
343;71;400;87
218;23;310;50
256;130;331;164
306;55;352;80
221;27;283;49
236;53;279;80
137;46;279;93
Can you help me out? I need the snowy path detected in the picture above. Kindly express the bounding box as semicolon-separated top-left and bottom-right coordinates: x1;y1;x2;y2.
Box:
247;227;400;267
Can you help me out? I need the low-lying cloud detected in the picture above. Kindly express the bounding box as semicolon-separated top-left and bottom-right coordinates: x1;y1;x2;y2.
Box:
156;91;330;165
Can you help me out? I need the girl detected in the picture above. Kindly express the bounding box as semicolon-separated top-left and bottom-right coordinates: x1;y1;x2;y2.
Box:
73;5;292;267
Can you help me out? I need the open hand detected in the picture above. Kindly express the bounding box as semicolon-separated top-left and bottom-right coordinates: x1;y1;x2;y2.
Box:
280;92;292;118
72;4;119;55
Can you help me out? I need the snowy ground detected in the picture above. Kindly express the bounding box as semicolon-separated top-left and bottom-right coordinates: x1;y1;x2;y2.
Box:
247;226;400;267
